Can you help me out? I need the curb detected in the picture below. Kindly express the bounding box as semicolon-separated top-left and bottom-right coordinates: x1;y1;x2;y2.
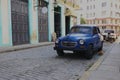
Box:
0;42;54;53
79;42;115;80
79;56;104;80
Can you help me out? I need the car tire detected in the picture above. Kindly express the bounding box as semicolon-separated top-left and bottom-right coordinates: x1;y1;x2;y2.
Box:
98;41;103;51
57;50;64;56
85;45;94;59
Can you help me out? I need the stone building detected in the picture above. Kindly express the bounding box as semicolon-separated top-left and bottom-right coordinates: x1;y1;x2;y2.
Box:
0;0;79;46
79;0;120;32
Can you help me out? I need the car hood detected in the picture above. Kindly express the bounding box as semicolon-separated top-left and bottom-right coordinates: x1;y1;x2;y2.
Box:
59;33;92;41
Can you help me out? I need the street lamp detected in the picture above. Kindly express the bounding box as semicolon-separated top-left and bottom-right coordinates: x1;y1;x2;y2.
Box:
33;0;48;14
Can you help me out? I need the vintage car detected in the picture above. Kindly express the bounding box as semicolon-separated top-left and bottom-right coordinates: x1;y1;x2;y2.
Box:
102;29;117;41
54;25;103;59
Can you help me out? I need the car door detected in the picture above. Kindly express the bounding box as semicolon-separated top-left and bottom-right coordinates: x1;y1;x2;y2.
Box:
93;27;100;49
97;27;103;47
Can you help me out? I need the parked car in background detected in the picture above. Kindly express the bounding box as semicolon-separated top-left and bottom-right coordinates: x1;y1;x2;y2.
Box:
54;24;104;59
102;29;117;41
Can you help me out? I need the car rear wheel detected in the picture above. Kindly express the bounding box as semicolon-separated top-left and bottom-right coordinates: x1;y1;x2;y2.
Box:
85;45;94;59
56;50;64;56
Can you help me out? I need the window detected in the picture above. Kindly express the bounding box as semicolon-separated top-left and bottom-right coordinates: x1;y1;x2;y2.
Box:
111;3;112;7
93;20;95;24
98;20;99;24
93;13;95;17
80;14;83;17
102;20;106;24
111;19;113;23
90;5;92;9
110;11;113;16
115;20;117;24
71;27;92;34
87;6;89;10
115;4;117;8
102;2;107;7
90;20;92;24
111;26;113;29
102;26;106;29
93;27;98;34
93;5;95;9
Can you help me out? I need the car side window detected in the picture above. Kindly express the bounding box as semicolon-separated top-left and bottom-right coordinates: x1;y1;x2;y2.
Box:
93;27;98;34
97;27;100;33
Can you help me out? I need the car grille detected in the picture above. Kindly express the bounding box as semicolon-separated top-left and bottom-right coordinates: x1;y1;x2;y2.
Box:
61;41;77;47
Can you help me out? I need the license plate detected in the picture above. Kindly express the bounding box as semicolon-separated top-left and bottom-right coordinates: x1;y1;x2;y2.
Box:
64;50;73;53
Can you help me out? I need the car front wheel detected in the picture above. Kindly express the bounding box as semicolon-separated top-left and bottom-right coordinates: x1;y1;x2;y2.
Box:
85;45;94;59
56;50;64;56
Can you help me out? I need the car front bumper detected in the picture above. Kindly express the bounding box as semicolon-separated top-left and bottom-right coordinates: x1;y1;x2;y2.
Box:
54;45;87;52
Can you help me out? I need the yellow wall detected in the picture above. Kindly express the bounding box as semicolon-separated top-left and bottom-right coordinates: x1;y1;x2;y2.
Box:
57;0;80;9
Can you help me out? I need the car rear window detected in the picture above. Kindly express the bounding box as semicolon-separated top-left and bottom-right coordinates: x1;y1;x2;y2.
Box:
71;26;92;34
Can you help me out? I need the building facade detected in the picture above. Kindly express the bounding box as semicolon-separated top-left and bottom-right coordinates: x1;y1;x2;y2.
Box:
0;0;79;47
79;0;120;32
49;0;80;38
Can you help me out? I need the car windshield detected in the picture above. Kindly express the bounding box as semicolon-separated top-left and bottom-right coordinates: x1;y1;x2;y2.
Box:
104;30;114;33
71;26;92;34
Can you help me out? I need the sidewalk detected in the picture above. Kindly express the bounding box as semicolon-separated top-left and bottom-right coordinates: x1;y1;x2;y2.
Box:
79;37;120;80
0;42;54;53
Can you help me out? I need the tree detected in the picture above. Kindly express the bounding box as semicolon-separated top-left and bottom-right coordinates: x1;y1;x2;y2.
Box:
80;18;86;24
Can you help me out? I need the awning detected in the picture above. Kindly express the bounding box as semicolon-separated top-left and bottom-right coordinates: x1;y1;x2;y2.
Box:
64;8;77;17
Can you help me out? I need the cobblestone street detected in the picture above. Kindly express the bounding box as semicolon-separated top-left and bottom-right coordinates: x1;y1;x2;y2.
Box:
0;42;112;80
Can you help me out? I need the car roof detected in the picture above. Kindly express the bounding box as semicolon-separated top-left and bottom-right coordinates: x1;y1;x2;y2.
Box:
73;24;98;28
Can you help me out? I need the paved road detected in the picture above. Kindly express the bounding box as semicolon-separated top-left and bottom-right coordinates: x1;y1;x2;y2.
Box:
0;42;112;80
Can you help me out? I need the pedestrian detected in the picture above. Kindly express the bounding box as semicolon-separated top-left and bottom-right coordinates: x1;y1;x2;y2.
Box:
52;32;57;42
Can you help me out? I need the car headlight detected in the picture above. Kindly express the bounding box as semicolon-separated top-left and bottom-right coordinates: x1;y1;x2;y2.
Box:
55;39;59;43
79;40;84;45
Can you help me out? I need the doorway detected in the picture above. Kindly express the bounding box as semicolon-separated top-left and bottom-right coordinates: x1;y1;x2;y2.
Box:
11;0;30;45
54;6;61;38
65;16;70;35
38;1;48;42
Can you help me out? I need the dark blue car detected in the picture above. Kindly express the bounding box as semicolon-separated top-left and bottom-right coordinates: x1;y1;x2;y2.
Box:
54;25;103;59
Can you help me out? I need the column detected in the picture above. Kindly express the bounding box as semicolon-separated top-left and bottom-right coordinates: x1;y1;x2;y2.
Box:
48;0;55;41
61;5;65;36
0;0;12;46
28;0;39;44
